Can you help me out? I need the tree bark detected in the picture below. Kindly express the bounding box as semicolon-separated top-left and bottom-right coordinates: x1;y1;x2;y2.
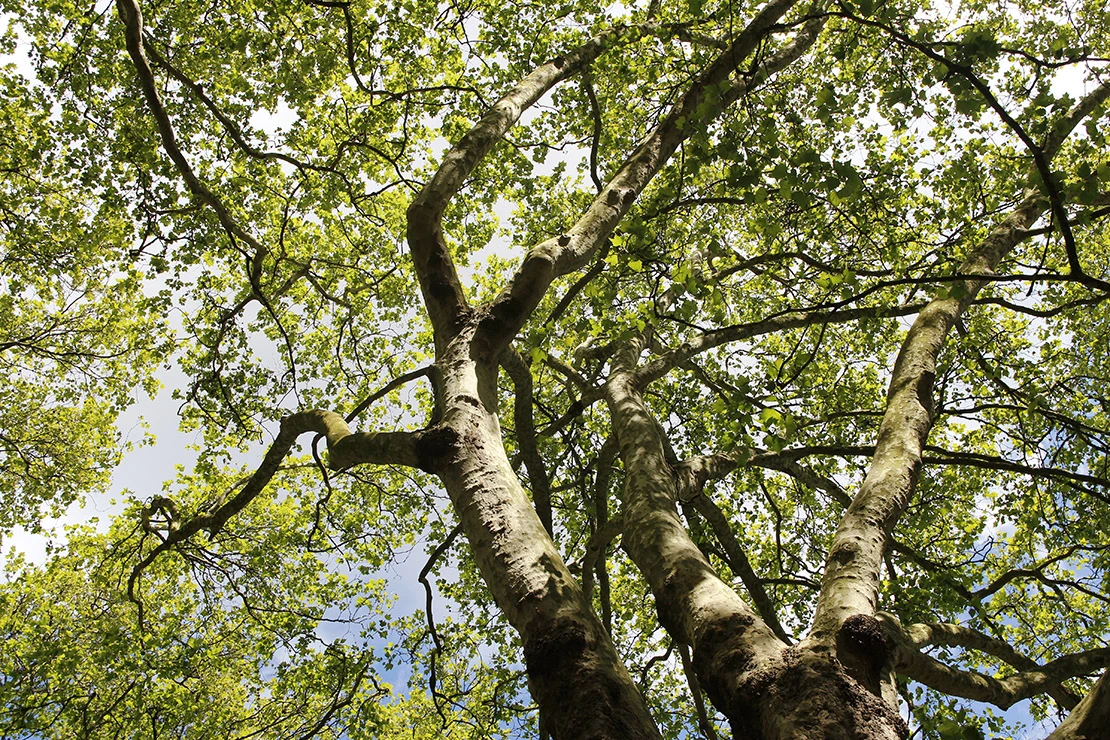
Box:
605;337;907;739
428;326;661;740
809;79;1110;690
1049;672;1110;740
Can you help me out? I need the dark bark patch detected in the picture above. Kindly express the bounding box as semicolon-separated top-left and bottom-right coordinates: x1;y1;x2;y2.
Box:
414;426;461;472
524;618;661;740
691;612;758;700
831;539;861;565
729;647;908;739
428;275;458;300
524;618;588;677
458;394;483;409
917;369;935;417
558;234;571;246
837;613;889;696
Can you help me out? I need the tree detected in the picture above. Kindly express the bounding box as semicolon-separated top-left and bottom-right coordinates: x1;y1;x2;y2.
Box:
2;0;1110;736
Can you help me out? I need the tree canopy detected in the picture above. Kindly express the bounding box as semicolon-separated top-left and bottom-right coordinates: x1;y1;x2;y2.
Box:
2;0;1110;737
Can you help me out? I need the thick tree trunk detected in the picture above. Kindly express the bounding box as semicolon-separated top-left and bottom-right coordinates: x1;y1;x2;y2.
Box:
1047;672;1110;740
605;338;906;739
711;643;906;739
428;327;661;740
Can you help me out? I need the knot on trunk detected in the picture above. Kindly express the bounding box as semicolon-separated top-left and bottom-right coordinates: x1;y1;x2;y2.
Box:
523;617;589;678
690;612;759;709
414;425;461;472
837;613;890;697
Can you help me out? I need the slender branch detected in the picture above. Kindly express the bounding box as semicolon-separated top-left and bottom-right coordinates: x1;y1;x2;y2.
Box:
126;410;422;620
419;522;465;722
580;515;623;603
678;641;721;740
115;0;267;260
879;614;1109;710
684;492;792;643
639;301;926;385
501;349;554;534
344;365;433;423
582;71;604;193
476;1;822;358
844;10;1110;292
141;40;336;176
591;434;620;634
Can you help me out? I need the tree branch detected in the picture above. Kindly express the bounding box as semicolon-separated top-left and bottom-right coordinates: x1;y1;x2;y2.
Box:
406;28;624;350
126;409;422;621
501;349;554;534
115;0;267;261
476;0;821;358
810;79;1110;649
845;10;1110;292
638;301;926;385
879;615;1108;710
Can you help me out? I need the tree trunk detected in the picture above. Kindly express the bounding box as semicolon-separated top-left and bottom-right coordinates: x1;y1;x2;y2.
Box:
604;338;906;739
1048;672;1110;740
428;326;661;740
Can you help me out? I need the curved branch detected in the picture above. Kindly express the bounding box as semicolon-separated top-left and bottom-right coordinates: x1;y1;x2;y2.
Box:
880;615;1109;710
115;0;266;259
589;434;620;633
407;28;625;349
684;491;792;643
419;522;464;722
477;1;822;358
845;10;1110;292
811;79;1110;647
580;515;623;603
678;641;721;740
638;302;926;385
904;621;1083;709
126;409;421;619
344;365;433;423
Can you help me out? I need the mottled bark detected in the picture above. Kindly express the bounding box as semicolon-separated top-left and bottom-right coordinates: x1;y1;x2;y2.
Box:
606;337;906;738
430;328;660;740
1049;672;1110;740
810;81;1110;683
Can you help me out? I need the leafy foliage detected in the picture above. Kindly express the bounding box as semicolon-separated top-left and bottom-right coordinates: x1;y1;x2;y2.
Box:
1;0;1109;737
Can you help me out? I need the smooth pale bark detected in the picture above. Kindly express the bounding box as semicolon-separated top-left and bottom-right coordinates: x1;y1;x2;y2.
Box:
1049;672;1110;740
406;30;620;349
811;195;1045;639
427;327;661;740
